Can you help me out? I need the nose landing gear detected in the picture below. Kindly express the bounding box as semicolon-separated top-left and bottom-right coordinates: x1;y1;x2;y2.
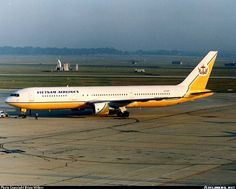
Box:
19;108;27;118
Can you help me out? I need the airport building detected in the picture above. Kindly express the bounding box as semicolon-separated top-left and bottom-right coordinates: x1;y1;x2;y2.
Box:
54;59;71;71
172;61;183;65
134;68;145;73
224;63;236;67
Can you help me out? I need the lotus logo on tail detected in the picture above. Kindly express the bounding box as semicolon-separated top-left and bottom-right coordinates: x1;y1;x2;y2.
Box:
198;64;208;76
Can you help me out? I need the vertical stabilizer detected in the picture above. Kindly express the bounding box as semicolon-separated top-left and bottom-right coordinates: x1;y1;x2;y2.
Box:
179;51;218;94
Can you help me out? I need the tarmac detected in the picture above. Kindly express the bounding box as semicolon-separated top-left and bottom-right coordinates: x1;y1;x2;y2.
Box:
0;90;235;186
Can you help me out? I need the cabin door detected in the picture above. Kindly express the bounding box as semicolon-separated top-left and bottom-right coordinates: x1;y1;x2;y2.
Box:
28;92;35;102
70;93;78;101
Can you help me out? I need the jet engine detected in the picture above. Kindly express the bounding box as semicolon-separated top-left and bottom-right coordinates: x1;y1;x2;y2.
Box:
92;102;110;116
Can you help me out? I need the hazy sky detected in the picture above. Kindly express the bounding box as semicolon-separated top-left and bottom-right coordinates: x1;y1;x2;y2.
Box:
0;0;236;51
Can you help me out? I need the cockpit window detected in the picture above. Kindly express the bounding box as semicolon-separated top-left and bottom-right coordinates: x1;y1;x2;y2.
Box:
10;93;20;97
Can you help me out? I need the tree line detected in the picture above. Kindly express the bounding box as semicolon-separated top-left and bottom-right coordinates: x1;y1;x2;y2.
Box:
0;46;235;58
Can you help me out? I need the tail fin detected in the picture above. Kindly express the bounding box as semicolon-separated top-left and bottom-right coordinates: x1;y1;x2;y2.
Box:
179;51;218;94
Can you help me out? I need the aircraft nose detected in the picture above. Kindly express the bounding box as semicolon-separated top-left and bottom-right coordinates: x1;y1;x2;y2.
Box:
5;96;13;104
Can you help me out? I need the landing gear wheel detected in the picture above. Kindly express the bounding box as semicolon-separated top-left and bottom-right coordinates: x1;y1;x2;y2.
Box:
117;111;130;118
117;111;123;117
122;111;129;118
19;114;27;118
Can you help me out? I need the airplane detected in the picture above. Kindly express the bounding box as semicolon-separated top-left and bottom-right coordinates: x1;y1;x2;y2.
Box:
5;51;218;118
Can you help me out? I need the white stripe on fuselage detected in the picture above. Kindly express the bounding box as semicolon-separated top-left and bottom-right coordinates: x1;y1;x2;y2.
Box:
8;85;187;103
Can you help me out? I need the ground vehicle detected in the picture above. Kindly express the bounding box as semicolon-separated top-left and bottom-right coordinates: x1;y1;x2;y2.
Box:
0;111;8;118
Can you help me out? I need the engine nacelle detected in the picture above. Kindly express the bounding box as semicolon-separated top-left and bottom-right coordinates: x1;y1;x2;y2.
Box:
93;102;110;116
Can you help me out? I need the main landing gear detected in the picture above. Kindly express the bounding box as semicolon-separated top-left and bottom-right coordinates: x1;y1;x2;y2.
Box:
117;111;130;118
116;107;130;118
